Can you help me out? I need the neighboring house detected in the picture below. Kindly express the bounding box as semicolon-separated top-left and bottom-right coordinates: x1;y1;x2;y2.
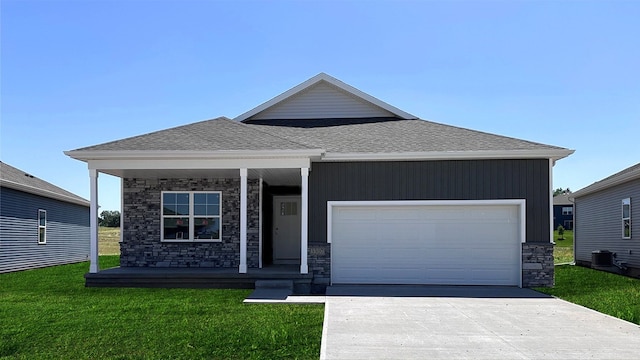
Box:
573;163;640;278
0;161;90;273
65;73;573;290
553;193;574;230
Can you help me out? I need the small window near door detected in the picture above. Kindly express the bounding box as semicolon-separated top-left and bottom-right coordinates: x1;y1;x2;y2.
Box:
38;209;47;244
622;198;631;239
280;201;298;216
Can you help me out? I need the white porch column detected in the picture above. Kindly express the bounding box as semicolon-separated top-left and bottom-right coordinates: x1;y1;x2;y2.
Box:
89;169;99;273
239;168;248;273
300;167;309;274
258;177;263;269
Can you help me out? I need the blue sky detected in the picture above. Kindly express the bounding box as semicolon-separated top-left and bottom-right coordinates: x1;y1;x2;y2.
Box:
2;0;639;212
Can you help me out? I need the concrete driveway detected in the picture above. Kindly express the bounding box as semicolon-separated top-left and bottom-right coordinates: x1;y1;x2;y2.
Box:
321;285;640;359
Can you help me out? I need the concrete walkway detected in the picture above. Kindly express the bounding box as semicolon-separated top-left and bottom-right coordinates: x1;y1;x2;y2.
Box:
321;285;640;359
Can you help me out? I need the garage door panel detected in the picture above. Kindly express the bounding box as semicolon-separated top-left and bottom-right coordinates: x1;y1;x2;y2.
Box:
331;203;521;286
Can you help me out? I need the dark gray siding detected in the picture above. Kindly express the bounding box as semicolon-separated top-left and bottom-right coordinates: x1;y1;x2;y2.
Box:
575;179;640;267
309;159;550;244
0;187;90;273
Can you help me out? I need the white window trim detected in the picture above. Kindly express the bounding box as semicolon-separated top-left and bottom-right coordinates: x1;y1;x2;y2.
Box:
38;209;47;244
161;191;222;242
562;207;573;216
622;198;631;239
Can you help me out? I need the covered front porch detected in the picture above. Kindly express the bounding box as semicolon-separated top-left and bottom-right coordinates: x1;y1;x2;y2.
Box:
84;265;314;293
75;151;322;288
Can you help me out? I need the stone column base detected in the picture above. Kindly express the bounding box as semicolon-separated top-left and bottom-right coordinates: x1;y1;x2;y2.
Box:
522;243;554;287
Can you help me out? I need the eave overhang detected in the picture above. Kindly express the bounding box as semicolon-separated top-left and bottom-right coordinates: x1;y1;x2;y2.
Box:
64;149;326;162
0;179;90;207
572;166;640;198
321;149;575;162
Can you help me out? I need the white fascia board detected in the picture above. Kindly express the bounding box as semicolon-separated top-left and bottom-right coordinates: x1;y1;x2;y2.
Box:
233;73;418;121
64;149;324;161
572;167;640;198
85;157;313;171
0;180;90;207
321;149;575;162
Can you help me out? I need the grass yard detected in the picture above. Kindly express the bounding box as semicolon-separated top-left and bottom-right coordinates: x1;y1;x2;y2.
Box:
99;226;120;255
536;265;640;325
0;256;324;359
553;230;574;264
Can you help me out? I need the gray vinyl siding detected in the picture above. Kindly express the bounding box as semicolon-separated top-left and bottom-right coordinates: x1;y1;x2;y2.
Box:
0;187;90;273
574;179;640;267
309;159;551;244
249;82;395;120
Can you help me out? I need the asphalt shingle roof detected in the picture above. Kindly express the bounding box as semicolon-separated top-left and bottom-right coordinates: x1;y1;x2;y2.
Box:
71;117;565;154
73;117;315;152
0;161;89;205
573;162;640;197
553;193;573;206
251;119;566;153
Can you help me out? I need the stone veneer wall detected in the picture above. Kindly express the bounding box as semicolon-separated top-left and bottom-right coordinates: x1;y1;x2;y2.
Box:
308;243;331;292
120;178;259;268
522;243;554;287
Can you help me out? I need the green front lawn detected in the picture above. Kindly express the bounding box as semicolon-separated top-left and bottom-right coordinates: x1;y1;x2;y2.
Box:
554;229;573;247
537;265;640;325
0;256;324;359
554;230;574;264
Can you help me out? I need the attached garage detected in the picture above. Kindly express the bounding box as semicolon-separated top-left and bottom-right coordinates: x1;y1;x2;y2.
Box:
328;200;524;286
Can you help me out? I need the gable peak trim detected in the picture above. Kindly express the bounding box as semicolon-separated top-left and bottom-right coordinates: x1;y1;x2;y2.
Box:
233;73;417;122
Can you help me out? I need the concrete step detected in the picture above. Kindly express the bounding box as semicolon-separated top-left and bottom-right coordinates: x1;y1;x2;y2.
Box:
255;279;294;291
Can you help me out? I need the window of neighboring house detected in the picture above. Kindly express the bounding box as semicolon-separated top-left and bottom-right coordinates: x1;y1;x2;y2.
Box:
564;220;573;230
622;198;631;239
38;209;46;244
562;207;573;216
161;192;221;241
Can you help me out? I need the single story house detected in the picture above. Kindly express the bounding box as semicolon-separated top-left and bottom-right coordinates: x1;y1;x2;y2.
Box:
573;162;639;278
0;161;90;273
553;193;573;230
65;73;573;290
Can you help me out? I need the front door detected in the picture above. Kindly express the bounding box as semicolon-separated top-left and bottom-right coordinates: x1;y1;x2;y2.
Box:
273;196;301;264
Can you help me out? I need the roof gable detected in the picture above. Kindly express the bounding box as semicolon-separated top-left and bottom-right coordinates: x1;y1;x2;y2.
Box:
0;162;89;206
235;73;417;122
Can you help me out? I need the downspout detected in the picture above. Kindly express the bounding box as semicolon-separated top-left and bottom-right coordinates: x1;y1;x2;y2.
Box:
568;195;576;264
549;159;554;245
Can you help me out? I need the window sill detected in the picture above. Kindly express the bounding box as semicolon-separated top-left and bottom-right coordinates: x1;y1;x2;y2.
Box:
161;239;222;243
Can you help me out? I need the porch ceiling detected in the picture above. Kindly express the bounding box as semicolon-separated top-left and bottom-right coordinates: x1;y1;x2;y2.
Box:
101;168;303;186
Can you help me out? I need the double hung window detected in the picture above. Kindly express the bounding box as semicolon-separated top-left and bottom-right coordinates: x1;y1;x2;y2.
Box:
622;198;631;239
162;192;221;241
38;209;47;244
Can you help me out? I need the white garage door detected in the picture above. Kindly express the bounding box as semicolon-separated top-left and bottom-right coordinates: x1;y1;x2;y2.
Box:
330;201;522;286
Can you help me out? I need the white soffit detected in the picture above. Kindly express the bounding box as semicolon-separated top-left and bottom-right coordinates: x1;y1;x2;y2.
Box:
234;73;417;121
